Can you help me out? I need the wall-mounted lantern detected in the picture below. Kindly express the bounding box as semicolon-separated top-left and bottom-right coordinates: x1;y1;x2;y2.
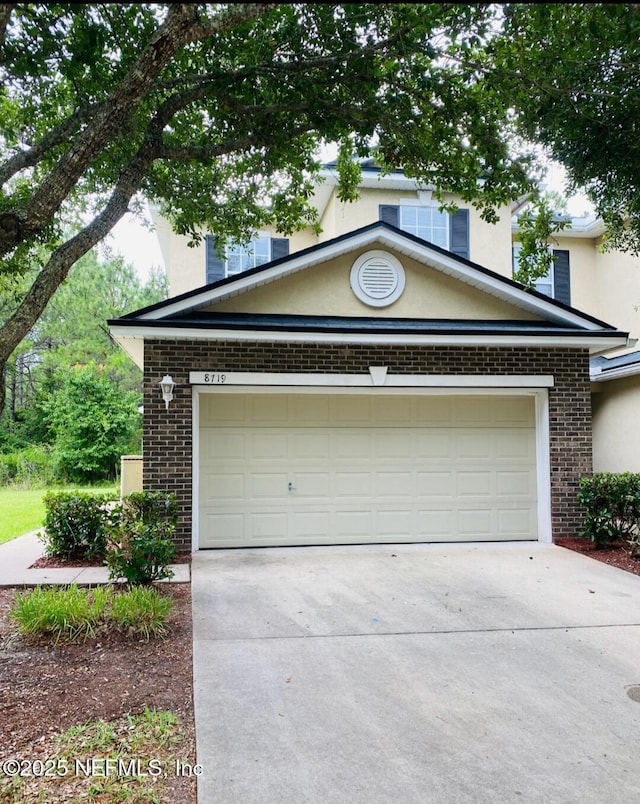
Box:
159;375;175;410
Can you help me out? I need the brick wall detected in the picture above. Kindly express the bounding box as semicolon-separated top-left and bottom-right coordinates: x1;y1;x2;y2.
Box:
144;340;592;549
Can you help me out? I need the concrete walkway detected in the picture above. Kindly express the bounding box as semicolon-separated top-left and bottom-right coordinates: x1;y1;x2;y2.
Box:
0;530;190;586
192;542;640;804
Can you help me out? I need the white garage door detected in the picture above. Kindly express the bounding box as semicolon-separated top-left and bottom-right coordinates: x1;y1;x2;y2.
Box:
198;393;537;548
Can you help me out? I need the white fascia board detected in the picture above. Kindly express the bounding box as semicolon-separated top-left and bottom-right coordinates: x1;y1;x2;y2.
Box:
108;323;628;354
137;227;606;332
590;362;640;382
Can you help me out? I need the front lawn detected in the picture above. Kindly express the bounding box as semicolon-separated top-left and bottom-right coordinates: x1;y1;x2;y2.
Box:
0;485;118;545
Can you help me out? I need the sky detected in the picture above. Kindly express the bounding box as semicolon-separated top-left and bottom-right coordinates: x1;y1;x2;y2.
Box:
104;205;165;282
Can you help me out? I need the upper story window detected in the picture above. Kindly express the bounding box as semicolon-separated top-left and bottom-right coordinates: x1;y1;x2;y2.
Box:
399;205;449;250
379;204;469;260
512;245;571;305
205;234;289;284
225;236;270;276
513;245;554;298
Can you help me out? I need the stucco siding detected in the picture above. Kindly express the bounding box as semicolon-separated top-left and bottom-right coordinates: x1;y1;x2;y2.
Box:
207;250;543;320
592;375;640;472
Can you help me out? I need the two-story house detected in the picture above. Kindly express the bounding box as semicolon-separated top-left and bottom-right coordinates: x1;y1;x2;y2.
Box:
109;161;634;551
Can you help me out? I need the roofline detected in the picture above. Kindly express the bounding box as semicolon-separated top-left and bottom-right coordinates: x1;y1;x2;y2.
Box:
512;215;606;240
110;321;629;369
116;221;617;332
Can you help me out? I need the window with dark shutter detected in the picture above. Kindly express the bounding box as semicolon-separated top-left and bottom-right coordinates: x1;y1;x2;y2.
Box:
380;204;469;260
379;205;399;227
553;250;571;305
449;209;469;260
271;238;289;260
205;235;225;284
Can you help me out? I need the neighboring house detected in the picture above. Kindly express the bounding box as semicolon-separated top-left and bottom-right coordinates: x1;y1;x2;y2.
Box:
110;162;635;551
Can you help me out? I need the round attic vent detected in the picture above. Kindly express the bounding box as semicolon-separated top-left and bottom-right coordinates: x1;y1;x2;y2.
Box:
350;250;406;307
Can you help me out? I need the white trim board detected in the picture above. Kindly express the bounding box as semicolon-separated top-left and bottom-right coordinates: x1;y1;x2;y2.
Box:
189;371;555;388
109;324;625;351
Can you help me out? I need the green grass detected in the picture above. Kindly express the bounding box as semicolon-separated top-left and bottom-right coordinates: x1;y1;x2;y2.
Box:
0;707;187;802
0;484;118;544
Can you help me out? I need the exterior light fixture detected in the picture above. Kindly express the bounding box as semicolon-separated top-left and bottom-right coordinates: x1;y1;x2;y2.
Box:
159;375;175;410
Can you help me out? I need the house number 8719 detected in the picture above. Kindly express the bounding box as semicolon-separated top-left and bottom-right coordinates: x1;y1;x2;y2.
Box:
203;373;227;384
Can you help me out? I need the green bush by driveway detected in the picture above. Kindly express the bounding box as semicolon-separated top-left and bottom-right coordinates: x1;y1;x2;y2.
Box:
0;485;117;545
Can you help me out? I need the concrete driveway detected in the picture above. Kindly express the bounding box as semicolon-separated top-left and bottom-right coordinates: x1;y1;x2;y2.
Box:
192;543;640;804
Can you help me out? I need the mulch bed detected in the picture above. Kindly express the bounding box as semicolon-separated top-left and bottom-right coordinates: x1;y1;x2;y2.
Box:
0;583;196;803
555;536;640;577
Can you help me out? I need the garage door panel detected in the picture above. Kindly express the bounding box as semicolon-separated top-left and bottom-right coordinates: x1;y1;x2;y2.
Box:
457;471;492;496
336;433;371;459
498;508;534;537
291;432;330;458
376;509;414;536
334;472;372;497
371;396;413;423
415;397;454;423
202;513;245;544
417;472;454;496
251;433;288;459
456;432;491;458
202;432;245;461
495;430;535;459
203;473;244;499
416;432;451;457
494;397;534;424
289;511;330;537
334;510;372;537
458;509;493;536
374;431;413;458
375;472;413;497
251;474;288;498
418;509;455;535
496;471;535;496
293;473;331;498
199;393;538;548
251;512;288;539
454;396;491;424
200;394;246;426
290;395;330;424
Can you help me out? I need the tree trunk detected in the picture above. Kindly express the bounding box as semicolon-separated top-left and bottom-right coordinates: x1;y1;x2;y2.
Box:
0;147;154;418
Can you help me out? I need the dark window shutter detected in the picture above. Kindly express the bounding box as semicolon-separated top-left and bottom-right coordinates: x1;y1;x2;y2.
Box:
205;235;225;283
553;249;571;304
449;209;469;260
270;238;289;261
379;205;399;227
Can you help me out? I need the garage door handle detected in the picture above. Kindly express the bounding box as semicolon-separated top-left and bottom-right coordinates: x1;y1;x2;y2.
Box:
288;482;296;492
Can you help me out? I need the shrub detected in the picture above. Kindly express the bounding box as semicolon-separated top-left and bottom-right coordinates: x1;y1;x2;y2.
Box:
10;585;172;643
578;472;640;551
40;491;118;560
106;491;178;585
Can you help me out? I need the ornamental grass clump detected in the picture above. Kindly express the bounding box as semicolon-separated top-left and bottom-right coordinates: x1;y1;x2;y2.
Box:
11;585;109;643
108;586;173;639
10;585;173;643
